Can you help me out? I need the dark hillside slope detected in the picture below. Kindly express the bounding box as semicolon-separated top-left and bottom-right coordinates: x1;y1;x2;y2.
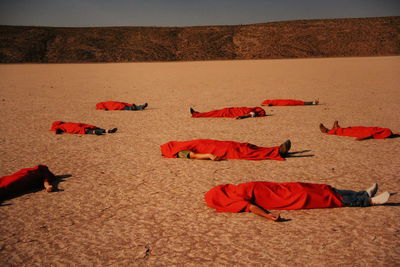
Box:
0;16;399;63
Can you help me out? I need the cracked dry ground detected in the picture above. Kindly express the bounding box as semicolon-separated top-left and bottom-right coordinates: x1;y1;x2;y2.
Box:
1;57;400;266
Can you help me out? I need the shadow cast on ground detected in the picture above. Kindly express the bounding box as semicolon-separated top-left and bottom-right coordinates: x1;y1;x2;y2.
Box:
0;174;72;204
286;150;314;158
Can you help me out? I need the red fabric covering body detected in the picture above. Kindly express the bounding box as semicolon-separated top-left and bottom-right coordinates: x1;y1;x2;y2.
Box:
160;139;284;161
0;165;55;200
327;127;393;139
261;99;305;106
191;107;266;118
205;181;345;212
96;101;132;110
50;121;97;134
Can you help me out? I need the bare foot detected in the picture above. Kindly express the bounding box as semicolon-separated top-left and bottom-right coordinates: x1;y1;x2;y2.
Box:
319;123;328;133
44;179;54;192
267;213;281;221
190;107;198;114
314;99;319;105
46;185;54;192
333;120;340;129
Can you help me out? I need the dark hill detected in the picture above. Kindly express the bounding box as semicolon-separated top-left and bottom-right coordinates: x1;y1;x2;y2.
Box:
0;16;399;63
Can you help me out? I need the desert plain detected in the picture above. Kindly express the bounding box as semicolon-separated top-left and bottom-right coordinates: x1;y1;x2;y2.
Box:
0;56;399;266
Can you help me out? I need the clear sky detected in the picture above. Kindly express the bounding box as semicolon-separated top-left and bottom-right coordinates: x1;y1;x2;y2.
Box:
0;0;399;27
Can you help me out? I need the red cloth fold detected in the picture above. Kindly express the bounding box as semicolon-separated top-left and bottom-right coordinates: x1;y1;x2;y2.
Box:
327;126;393;139
50;121;97;134
96;101;132;110
205;181;344;212
261;99;305;106
192;107;266;118
0;165;55;200
160;139;284;161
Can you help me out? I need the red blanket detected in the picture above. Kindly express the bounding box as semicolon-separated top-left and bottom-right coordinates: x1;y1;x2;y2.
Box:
50;121;97;134
192;107;266;118
205;181;344;212
0;165;55;200
261;99;305;106
96;101;132;110
327;126;393;139
160;139;283;161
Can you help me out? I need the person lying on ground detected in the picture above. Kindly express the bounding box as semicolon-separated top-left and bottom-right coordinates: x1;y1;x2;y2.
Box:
261;99;319;106
190;106;266;120
96;101;148;111
319;120;397;141
50;121;117;135
205;181;390;222
161;139;292;161
1;165;56;201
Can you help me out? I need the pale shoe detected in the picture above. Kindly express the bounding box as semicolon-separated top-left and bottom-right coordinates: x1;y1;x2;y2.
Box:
370;191;390;205
365;183;378;197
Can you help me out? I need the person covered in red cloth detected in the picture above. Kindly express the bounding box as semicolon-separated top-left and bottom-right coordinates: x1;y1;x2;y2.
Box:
50;121;118;135
190;106;267;120
319;120;397;141
96;101;148;111
1;165;56;200
205;181;390;221
261;99;319;106
160;139;292;161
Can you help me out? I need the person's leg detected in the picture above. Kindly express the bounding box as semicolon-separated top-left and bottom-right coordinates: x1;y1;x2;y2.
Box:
136;103;148;110
95;128;106;135
86;128;106;135
132;103;148;110
333;183;390;206
304;99;319;105
122;106;131;110
333;188;371;207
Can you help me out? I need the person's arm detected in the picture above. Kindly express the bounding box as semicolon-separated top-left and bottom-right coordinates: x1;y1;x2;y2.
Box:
248;204;280;221
189;152;220;161
236;112;256;120
236;115;251;120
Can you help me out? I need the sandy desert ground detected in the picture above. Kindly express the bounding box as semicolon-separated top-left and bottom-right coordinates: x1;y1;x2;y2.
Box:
0;56;399;266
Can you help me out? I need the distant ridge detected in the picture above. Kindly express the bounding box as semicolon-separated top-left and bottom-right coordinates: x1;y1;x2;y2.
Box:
0;16;399;63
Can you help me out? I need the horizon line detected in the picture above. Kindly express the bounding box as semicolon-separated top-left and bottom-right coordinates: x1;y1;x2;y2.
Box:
0;15;398;29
